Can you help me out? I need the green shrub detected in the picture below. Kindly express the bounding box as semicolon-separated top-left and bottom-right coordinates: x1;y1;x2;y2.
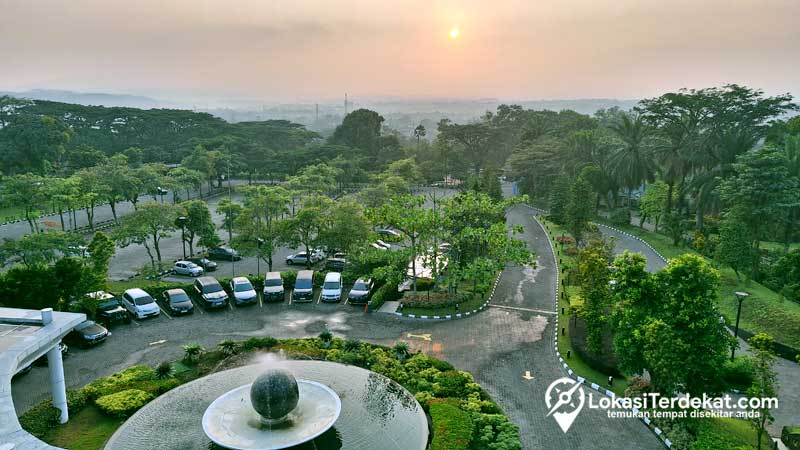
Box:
370;282;400;310
722;356;756;390
83;365;155;399
428;399;474;450
609;208;631;227
280;270;297;287
473;413;522;450
784;426;800;450
433;370;472;398
18;400;61;438
241;336;278;351
415;278;435;291
95;389;153;418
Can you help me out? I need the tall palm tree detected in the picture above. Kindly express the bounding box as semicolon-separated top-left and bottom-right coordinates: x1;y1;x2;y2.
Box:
609;113;657;205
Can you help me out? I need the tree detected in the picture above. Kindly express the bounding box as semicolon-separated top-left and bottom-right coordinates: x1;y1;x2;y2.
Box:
414;124;427;144
565;177;594;243
718;146;800;276
281;196;331;268
319;200;372;254
374;195;436;293
45;176;80;231
715;209;754;280
1;173;49;233
115;203;180;268
329;109;384;154
437;120;499;176
216;198;242;244
609;113;656;204
612;253;731;396
638;180;669;230
577;239;613;354
65;145;107;171
75;166;109;230
0;231;84;268
179;200;216;256
548;177;571;224
233;185;290;272
0;114;73;174
85;231;115;290
476;164;503;202
169;167;203;202
747;333;778;450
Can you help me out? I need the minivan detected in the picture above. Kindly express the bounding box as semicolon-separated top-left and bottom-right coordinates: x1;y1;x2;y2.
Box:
320;272;342;302
193;276;229;309
121;288;160;320
263;272;285;302
230;277;258;306
292;270;314;303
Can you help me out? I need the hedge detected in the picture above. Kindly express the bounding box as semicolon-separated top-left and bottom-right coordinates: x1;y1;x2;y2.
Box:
784;426;800;450
429;399;475;450
95;389;153;418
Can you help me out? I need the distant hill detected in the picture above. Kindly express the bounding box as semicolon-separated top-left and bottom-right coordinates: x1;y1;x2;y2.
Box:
0;89;166;109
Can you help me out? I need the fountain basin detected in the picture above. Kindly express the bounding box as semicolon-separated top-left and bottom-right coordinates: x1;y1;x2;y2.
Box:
202;379;341;450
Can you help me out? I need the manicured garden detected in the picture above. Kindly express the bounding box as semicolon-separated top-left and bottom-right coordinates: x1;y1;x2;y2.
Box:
20;335;522;450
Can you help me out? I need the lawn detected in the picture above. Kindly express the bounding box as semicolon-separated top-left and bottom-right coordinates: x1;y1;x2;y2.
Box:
399;280;491;317
41;405;122;450
595;219;800;350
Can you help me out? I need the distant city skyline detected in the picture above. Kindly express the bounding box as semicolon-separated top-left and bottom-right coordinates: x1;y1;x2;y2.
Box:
2;0;798;103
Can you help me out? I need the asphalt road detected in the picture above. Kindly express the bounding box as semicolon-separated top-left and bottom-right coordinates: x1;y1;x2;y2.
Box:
11;185;663;450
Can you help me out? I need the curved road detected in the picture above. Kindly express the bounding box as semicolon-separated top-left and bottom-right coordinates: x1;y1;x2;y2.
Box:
11;204;664;450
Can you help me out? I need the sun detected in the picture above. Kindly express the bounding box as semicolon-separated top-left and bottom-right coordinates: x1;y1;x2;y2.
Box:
449;27;460;39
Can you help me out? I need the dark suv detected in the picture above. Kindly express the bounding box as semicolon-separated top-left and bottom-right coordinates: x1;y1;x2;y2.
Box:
208;247;242;261
87;291;130;326
193;276;229;309
189;257;218;272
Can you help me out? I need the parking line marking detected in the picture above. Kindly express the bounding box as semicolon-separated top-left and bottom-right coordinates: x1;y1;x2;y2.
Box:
343;297;349;305
228;302;234;311
191;299;204;314
259;294;263;308
149;339;167;346
131;319;141;327
316;293;322;304
288;293;293;305
158;306;173;320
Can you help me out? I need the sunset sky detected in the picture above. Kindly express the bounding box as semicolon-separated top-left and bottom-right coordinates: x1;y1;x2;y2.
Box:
1;0;798;102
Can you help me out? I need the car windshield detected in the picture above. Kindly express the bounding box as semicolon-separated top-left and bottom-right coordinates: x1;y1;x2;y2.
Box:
203;283;223;293
323;281;340;290
264;278;282;287
134;295;154;305
170;292;190;303
295;253;307;258
76;321;95;330
295;279;312;289
234;281;253;292
353;281;369;291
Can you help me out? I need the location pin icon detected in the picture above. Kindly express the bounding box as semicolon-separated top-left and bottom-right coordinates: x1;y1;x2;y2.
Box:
545;377;586;433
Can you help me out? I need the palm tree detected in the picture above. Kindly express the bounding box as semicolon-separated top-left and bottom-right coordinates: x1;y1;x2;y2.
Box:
609;113;657;205
218;339;239;356
183;343;203;363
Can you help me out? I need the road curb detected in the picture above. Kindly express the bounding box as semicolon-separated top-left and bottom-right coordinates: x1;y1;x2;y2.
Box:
393;271;503;321
593;223;668;263
526;205;674;449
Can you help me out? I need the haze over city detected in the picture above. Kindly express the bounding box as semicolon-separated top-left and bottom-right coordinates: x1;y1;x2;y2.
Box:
2;0;799;104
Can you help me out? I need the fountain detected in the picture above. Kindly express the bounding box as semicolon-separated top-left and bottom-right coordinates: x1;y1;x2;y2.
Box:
201;368;341;450
105;360;428;450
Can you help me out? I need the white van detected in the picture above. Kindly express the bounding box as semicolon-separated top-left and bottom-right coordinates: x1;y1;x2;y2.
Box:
263;272;285;302
320;272;342;302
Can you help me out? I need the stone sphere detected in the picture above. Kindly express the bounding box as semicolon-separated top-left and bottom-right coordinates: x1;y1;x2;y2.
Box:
250;368;299;421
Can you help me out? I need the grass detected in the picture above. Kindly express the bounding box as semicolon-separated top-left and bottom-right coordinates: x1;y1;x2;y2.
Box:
695;417;774;449
595;219;800;350
400;280;490;316
538;216;630;396
41;405;122;450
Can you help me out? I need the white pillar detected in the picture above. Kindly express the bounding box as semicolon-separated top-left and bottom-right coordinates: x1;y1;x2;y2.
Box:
41;308;68;424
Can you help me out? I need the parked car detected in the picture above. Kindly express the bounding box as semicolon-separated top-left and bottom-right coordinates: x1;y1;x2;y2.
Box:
121;288;160;320
375;240;392;250
66;321;108;347
89;291;131;325
33;342;69;366
370;242;387;251
347;278;374;304
320;272;343;302
162;289;195;315
67;245;90;258
230;277;258;306
286;251;321;266
173;260;204;277
325;253;347;271
292;270;314;302
208;246;242;261
376;229;401;239
194;276;229;309
189;257;218;272
263;272;285;302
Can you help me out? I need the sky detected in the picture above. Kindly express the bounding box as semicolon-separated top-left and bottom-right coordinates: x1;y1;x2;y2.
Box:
1;0;799;103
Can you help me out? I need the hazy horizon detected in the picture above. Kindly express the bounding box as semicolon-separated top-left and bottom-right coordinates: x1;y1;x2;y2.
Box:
2;0;799;103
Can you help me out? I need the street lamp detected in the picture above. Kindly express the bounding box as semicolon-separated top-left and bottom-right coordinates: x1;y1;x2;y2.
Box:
731;291;749;360
177;216;187;260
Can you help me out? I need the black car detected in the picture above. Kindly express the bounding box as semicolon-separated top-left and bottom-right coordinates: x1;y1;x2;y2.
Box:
189;257;218;272
96;295;131;326
326;253;347;271
208;246;242;261
65;320;109;348
347;278;374;305
162;288;195;315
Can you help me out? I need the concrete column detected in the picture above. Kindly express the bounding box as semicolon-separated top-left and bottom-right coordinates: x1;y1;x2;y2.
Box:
47;343;68;424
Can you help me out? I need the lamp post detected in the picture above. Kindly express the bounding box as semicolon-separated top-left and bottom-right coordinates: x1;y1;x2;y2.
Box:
731;291;749;360
177;216;187;260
